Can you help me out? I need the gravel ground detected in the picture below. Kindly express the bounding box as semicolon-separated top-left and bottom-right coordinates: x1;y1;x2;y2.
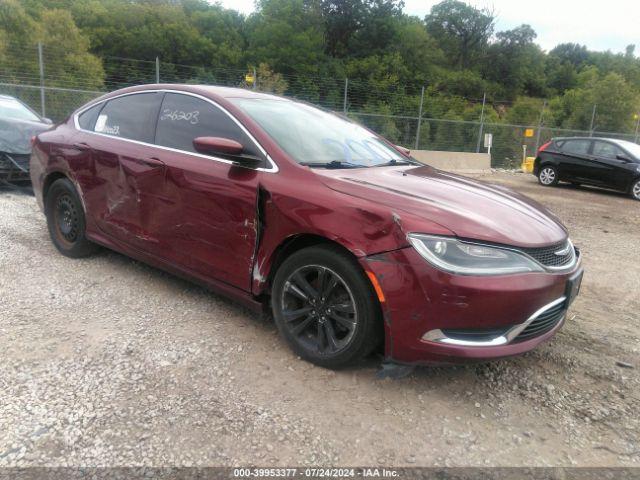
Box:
1;172;639;467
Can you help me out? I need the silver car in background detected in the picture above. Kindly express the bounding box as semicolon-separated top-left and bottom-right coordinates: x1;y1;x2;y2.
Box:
0;94;51;187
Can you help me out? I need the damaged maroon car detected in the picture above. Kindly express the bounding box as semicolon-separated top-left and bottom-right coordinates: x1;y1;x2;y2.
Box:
31;85;583;369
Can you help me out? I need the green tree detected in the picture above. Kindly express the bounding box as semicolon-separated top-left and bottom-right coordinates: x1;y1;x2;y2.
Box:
549;69;639;132
246;0;325;76
483;25;546;99
319;0;404;58
425;0;494;70
38;9;104;90
394;17;444;86
255;63;289;94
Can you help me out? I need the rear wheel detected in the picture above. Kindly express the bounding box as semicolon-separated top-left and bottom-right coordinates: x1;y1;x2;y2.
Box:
271;245;382;369
538;165;558;186
631;179;640;201
45;178;98;258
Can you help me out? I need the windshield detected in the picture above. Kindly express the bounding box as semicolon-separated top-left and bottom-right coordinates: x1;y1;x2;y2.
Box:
230;98;407;167
0;97;41;122
614;139;640;160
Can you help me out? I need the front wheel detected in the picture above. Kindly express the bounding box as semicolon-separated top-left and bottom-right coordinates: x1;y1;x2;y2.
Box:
271;245;382;369
631;178;640;201
45;177;99;258
538;165;559;186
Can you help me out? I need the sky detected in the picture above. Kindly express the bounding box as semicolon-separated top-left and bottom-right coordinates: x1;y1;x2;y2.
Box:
216;0;639;54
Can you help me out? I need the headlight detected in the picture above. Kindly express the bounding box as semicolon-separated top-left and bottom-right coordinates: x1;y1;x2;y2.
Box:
407;234;545;275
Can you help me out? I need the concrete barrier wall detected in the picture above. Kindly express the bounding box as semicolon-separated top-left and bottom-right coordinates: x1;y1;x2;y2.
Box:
411;150;491;172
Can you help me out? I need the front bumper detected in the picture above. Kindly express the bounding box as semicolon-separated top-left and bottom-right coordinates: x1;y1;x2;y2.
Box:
361;246;582;365
0;152;31;184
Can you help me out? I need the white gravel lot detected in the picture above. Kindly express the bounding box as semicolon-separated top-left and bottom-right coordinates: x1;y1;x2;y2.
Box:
1;172;639;467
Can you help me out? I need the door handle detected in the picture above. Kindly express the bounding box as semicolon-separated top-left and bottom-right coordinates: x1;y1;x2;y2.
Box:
73;142;91;150
142;157;165;168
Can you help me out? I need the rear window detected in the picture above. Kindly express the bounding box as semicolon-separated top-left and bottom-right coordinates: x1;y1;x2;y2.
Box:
94;92;163;143
561;139;591;155
78;103;102;131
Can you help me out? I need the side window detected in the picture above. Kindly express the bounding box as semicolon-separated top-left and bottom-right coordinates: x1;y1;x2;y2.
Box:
561;139;591;155
77;103;103;131
155;93;261;158
593;141;623;159
95;93;163;143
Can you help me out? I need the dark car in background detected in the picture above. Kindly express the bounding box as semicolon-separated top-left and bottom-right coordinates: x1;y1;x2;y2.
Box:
0;94;51;186
534;136;640;200
31;84;583;368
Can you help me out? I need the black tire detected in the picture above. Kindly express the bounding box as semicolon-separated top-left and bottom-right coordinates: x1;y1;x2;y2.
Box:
45;178;98;258
631;178;640;201
271;245;382;369
538;165;559;186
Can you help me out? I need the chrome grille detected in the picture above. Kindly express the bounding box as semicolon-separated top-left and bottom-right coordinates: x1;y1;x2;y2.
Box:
514;300;566;342
519;240;574;268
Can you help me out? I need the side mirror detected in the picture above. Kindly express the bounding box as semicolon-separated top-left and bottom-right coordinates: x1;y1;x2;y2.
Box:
395;144;411;156
193;136;243;156
193;136;262;167
616;154;631;162
43;117;53;125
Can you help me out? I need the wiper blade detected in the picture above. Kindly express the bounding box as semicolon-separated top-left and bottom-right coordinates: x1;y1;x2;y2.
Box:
301;160;368;169
373;159;417;167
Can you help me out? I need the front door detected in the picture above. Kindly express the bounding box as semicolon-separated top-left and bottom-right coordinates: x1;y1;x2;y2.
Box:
586;140;632;190
556;138;592;182
147;92;265;290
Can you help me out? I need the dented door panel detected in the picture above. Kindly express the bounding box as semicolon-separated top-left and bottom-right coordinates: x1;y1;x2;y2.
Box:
151;151;259;290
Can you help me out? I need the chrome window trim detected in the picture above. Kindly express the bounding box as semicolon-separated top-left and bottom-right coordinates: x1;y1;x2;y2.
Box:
422;296;567;347
72;89;279;173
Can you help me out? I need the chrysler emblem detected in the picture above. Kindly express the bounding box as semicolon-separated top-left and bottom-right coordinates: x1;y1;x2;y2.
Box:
554;244;571;256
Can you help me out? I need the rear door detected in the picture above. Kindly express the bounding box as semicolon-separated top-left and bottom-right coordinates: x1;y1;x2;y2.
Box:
87;92;167;247
555;138;592;182
148;92;264;290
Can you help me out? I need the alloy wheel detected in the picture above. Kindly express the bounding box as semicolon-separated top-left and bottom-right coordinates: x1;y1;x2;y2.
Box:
633;181;640;200
539;167;556;185
280;265;358;355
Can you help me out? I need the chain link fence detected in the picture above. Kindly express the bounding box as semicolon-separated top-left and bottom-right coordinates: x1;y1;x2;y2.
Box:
2;43;639;168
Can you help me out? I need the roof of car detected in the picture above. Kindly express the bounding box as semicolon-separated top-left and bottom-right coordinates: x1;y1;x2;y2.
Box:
553;136;639;151
193;85;285;100
113;84;288;102
555;136;622;142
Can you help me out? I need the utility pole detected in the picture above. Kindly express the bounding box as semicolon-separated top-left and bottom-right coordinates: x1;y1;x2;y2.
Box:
534;100;547;152
343;78;348;114
634;114;640;144
475;92;486;153
252;66;257;90
589;104;597;136
155;57;160;83
37;42;45;117
414;86;425;150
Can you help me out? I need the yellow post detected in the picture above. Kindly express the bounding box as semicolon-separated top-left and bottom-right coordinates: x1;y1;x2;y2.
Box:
521;145;535;172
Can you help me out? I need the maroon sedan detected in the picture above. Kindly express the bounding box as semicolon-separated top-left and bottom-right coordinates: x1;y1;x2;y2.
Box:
30;85;583;369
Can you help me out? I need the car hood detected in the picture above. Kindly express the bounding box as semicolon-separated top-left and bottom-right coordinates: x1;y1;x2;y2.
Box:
0;118;51;155
315;165;568;248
